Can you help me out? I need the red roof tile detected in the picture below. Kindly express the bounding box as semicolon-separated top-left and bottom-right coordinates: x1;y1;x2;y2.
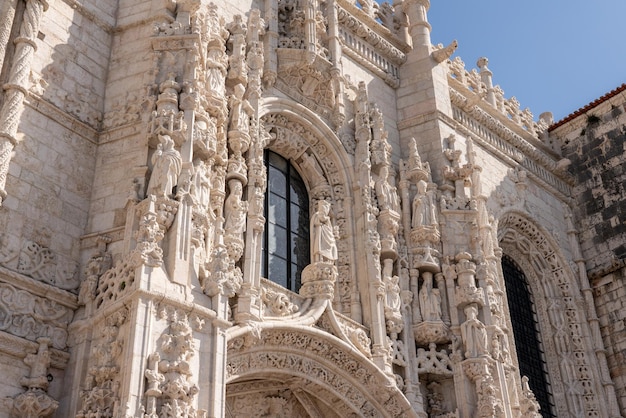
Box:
548;83;626;131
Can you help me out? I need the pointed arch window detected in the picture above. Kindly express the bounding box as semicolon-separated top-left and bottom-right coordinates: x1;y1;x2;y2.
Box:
502;255;556;418
262;151;310;292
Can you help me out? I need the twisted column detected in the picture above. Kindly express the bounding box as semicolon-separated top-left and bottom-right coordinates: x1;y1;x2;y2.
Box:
0;0;19;74
0;0;48;203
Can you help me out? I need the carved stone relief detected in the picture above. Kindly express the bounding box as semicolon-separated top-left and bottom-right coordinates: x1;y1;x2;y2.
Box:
498;212;601;417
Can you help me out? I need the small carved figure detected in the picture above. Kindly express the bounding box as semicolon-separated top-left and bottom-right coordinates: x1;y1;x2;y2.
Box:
191;159;211;210
383;259;401;313
375;165;400;213
461;304;488;358
224;180;248;237
147;134;182;198
206;47;227;98
412;179;437;228
310;200;337;263
228;83;253;135
419;273;442;321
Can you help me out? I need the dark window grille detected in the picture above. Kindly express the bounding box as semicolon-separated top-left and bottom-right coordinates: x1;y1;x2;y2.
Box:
262;151;310;291
502;255;556;418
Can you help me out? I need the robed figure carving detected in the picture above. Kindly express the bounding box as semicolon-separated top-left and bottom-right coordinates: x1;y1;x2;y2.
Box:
311;200;337;263
419;274;442;321
224;180;248;237
412;179;437;229
147;134;182;198
461;304;488;358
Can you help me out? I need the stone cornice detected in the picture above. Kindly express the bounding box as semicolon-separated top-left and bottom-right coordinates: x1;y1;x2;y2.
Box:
336;5;407;66
340;44;399;88
59;0;115;33
0;330;70;369
336;0;411;54
0;266;78;310
24;95;98;145
449;87;574;188
452;114;573;204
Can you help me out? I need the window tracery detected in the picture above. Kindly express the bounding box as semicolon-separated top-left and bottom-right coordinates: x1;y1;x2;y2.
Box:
502;255;555;418
262;150;310;291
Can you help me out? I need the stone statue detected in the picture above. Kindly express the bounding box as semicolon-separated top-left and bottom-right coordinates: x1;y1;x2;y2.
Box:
412;179;437;228
310;200;337;263
419;273;442;321
224;179;248;237
383;258;401;313
147;134;182;198
461;304;488;358
206;47;227;98
192;158;211;210
229;83;252;135
375;165;400;213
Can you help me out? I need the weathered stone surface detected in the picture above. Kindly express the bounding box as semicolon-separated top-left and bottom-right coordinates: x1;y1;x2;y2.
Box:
0;1;623;417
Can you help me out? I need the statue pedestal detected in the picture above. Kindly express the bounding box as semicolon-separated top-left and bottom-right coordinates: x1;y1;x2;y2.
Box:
413;320;449;346
300;262;337;300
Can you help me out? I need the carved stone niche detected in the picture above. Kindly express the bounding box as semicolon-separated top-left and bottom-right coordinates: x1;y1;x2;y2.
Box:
416;344;459;417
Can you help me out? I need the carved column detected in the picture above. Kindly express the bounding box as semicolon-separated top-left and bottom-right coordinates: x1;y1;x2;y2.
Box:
401;0;431;52
326;0;345;128
304;0;318;64
565;208;621;417
477;57;496;107
0;0;48;204
263;0;278;87
0;0;19;76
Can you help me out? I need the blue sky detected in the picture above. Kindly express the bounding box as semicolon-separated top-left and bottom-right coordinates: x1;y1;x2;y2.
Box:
423;1;626;122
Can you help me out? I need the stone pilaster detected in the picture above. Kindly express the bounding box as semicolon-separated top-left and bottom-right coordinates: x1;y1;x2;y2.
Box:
0;0;48;203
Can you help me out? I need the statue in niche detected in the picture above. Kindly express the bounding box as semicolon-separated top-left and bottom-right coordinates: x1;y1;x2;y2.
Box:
310;200;337;263
461;304;488;358
228;83;252;135
382;259;401;314
191;159;211;210
375;165;400;213
419;274;442;321
227;15;248;84
147;134;182;198
411;179;437;228
206;47;227;98
224;179;248;237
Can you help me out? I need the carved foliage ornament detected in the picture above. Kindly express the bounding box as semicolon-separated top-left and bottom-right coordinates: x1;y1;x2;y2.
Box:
227;329;412;417
498;213;600;416
0;282;72;350
0;233;80;291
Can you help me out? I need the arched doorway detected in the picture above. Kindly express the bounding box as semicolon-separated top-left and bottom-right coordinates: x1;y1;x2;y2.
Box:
226;326;416;417
498;212;604;417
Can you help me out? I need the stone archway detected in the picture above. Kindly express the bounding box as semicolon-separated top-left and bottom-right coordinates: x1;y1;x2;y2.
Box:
497;211;604;417
259;98;359;318
226;326;416;417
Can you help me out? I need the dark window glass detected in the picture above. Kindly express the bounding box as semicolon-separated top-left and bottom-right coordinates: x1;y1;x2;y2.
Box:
502;255;556;418
262;151;310;291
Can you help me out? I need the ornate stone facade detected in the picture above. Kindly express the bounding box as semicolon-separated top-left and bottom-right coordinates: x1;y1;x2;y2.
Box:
0;1;624;417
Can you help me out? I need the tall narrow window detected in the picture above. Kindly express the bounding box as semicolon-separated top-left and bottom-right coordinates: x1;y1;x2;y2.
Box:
502;255;556;418
262;151;310;291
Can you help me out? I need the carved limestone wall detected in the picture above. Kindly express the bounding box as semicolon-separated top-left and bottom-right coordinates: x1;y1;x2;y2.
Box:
261;104;357;318
498;212;612;417
226;327;417;418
